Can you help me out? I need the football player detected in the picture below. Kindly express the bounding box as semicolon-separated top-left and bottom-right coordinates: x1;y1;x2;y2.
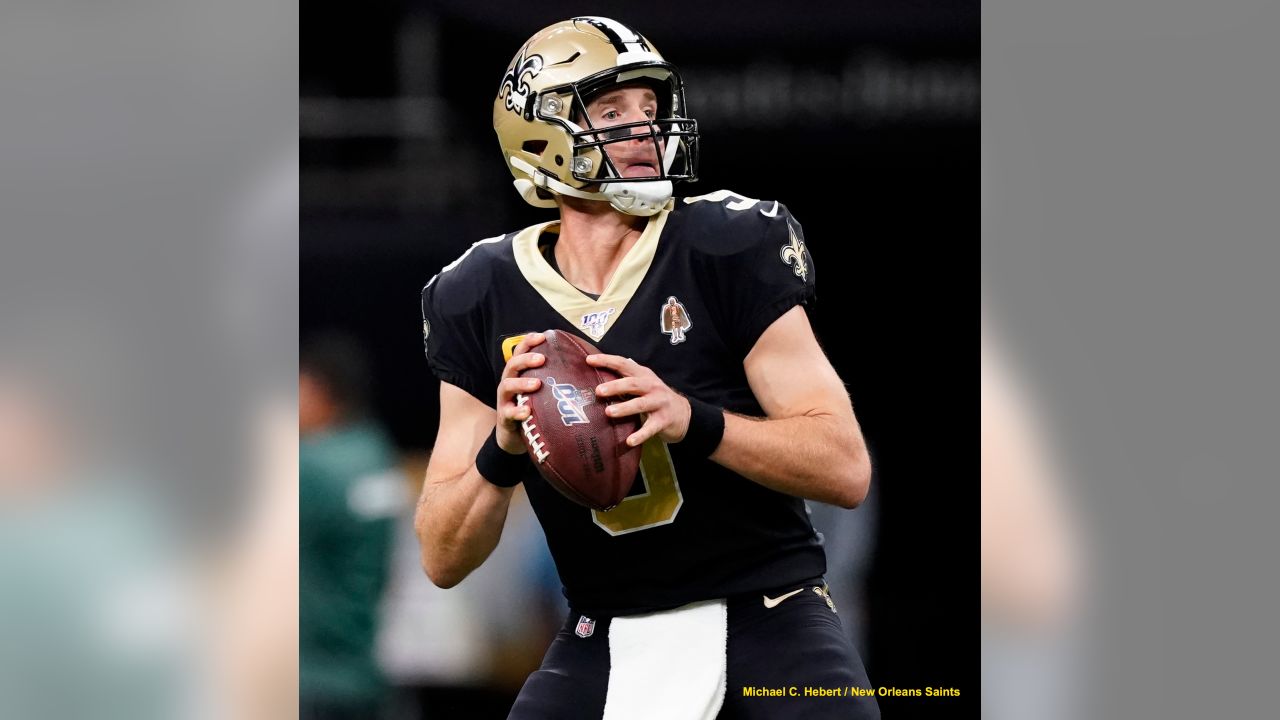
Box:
417;17;879;720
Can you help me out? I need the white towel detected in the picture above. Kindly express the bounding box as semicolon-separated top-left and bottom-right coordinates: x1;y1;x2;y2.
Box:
602;599;728;720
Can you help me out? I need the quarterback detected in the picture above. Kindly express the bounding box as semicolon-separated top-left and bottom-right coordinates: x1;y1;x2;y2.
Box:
417;17;878;720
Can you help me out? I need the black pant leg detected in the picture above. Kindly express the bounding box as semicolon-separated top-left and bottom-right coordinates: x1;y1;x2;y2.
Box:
720;584;880;720
507;613;612;720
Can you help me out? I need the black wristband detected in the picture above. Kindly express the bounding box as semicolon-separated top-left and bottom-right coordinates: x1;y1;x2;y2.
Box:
681;396;725;458
475;430;527;488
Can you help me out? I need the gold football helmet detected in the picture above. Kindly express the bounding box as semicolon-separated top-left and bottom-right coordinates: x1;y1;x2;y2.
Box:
493;17;699;216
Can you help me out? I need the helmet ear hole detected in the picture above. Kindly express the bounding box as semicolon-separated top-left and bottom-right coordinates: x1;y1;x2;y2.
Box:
522;140;548;156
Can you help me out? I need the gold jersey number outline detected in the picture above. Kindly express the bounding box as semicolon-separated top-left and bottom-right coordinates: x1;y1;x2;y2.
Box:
502;333;683;535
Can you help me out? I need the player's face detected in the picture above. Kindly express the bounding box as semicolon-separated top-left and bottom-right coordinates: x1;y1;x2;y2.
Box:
582;85;665;179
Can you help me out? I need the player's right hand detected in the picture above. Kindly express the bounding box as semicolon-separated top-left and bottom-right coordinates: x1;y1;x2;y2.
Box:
496;332;547;454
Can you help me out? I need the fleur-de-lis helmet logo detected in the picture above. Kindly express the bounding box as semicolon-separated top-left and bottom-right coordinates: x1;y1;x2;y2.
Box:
498;50;545;114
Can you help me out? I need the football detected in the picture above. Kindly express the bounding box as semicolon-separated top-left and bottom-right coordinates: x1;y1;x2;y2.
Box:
516;329;641;510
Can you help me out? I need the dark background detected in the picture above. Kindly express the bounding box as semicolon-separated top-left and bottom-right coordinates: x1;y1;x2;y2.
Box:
302;1;978;716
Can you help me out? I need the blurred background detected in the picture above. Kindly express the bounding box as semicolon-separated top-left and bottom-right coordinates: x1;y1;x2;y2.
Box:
2;0;299;716
303;1;978;718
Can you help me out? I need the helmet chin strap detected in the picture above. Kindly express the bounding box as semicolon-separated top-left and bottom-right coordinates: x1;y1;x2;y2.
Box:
598;180;673;216
601;134;682;215
509;136;681;217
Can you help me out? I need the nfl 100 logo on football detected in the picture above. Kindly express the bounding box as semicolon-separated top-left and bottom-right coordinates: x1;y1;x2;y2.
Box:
546;376;595;425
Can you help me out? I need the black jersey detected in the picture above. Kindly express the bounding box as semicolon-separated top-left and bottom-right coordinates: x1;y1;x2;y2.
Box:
421;190;826;616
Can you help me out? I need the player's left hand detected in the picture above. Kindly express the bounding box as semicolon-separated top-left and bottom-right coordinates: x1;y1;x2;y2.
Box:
586;354;691;447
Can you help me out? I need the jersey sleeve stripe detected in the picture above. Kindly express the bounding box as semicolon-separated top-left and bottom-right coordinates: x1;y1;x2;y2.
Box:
422;234;507;291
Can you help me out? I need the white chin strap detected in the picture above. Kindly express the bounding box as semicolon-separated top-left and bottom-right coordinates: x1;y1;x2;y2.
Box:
510;138;679;217
597;179;674;216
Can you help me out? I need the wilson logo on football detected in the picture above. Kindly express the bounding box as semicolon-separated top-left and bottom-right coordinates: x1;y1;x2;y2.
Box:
546;376;594;426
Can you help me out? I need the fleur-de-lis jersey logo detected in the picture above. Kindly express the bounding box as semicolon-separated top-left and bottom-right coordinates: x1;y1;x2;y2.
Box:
498;50;544;115
779;221;809;283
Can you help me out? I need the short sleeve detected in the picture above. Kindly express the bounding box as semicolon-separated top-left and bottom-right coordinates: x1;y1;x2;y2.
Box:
421;276;495;406
716;203;816;357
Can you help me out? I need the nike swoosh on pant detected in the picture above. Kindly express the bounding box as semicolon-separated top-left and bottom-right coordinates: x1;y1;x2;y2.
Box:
762;587;805;609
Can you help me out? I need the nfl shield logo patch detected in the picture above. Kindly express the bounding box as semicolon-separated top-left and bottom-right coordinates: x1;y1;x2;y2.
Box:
575;615;596;638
